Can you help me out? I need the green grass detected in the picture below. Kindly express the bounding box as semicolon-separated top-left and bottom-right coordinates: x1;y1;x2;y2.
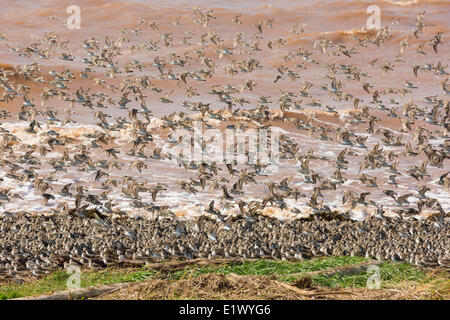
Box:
310;261;427;288
0;257;442;299
0;268;157;300
0;270;68;300
166;256;367;280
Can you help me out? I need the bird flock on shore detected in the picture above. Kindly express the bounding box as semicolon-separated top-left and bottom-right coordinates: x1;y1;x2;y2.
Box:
0;214;448;278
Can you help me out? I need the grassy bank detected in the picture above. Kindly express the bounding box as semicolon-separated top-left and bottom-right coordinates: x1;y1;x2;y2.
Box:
1;257;448;300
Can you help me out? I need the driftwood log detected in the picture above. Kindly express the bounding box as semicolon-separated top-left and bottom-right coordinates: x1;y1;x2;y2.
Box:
11;282;133;300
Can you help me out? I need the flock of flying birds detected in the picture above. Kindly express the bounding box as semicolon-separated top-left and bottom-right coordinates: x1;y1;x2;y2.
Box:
0;8;448;226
